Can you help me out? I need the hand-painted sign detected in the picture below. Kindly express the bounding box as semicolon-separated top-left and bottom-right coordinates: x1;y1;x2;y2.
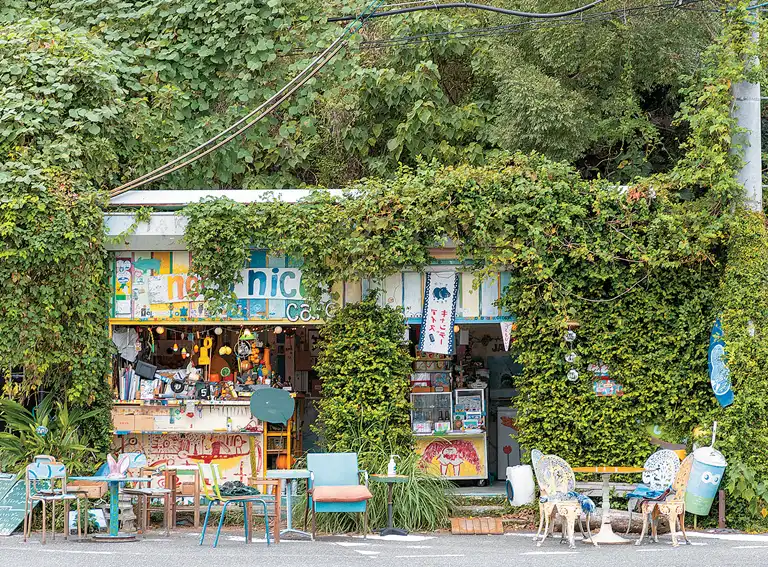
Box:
233;268;303;300
0;474;30;536
708;318;734;408
418;272;459;355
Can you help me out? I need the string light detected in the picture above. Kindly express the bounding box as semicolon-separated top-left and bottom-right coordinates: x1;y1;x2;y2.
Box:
274;326;283;335
155;326;165;335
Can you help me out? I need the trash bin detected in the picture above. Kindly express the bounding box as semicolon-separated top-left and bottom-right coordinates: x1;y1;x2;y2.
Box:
685;446;727;515
505;465;535;506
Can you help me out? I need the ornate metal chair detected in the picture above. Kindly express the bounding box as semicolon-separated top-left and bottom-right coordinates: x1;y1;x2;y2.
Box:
626;449;680;534
636;454;693;547
535;454;595;548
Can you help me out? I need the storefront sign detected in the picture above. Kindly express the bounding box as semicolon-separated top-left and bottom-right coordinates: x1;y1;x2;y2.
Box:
418;272;460;355
233;268;304;300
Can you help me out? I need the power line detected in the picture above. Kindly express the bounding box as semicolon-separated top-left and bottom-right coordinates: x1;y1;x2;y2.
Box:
328;0;608;22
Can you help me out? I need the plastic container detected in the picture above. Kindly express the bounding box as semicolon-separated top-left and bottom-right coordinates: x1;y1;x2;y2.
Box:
505;465;535;506
685;446;727;515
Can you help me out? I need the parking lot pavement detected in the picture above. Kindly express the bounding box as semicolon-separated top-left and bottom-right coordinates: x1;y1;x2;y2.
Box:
3;530;768;567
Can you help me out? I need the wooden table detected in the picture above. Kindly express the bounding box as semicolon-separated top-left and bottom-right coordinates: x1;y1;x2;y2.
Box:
370;474;409;537
571;466;645;545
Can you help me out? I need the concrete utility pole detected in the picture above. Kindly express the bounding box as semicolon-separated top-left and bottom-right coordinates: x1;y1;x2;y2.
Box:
731;2;763;212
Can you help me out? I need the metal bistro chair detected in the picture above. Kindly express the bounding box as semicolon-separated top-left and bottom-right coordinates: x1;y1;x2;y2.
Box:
23;461;81;543
626;449;680;535
535;454;596;549
636;454;693;547
198;463;271;548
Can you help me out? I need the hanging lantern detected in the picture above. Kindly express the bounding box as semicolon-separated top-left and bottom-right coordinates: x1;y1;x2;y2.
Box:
181;347;188;359
214;327;223;335
565;352;578;364
564;330;577;343
224;345;232;355
173;343;179;352
219;346;227;356
193;344;200;353
274;326;283;335
453;324;460;333
156;326;165;335
567;369;579;382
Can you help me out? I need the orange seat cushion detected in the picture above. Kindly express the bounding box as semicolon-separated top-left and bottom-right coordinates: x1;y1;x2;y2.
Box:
313;485;372;503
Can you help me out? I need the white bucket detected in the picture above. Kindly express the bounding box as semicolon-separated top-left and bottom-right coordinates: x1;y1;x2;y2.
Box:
505;465;535;506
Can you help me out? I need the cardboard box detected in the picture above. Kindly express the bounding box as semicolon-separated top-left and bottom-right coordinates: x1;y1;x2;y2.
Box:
133;413;155;431
112;412;135;431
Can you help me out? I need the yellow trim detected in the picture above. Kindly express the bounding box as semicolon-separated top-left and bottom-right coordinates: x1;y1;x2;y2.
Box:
109;318;316;326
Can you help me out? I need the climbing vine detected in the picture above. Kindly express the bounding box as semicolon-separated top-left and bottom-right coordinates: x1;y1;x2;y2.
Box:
182;2;768;528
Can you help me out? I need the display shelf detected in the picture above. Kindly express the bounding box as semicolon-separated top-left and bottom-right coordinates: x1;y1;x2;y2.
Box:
414;430;486;437
113;399;251;406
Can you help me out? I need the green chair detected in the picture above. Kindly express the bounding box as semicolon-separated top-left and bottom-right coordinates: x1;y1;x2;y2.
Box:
198;463;270;548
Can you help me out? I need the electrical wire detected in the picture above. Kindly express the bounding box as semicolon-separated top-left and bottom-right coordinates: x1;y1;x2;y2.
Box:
328;0;607;22
110;0;385;196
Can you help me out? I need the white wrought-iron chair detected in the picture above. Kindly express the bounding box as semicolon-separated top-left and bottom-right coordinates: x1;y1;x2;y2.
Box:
625;449;680;535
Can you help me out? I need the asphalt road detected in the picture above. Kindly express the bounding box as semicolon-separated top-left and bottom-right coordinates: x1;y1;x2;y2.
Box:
3;529;768;567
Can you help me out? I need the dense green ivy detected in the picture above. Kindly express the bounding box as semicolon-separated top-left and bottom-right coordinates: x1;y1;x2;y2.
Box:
0;20;118;456
182;3;768;529
313;295;413;453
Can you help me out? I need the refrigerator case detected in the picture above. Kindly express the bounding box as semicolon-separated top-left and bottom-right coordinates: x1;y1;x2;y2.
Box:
410;392;452;434
496;407;520;481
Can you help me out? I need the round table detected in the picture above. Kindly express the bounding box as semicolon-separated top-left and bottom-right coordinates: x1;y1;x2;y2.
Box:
571;466;645;545
69;476;151;541
266;469;311;539
371;474;409;537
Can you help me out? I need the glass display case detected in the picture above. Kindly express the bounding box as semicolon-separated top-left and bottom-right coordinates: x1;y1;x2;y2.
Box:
453;388;486;430
410;392;453;434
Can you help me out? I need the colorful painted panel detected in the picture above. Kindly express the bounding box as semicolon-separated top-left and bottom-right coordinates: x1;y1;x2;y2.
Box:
416;435;487;479
114;433;258;484
110;252;514;323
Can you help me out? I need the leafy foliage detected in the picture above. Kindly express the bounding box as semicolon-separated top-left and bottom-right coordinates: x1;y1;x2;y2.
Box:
0;393;99;474
313;295;413;453
0;19;115;457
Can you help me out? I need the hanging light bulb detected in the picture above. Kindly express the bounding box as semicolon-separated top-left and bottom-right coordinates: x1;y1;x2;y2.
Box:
214;327;223;335
219;346;227;356
453;324;460;333
156;326;165;335
274;326;283;335
224;346;232;355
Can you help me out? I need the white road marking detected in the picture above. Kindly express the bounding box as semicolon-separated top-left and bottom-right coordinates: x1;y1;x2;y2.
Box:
395;554;464;558
355;550;380;556
1;547;125;555
733;545;768;549
520;551;580;555
335;542;370;547
688;532;768;542
405;545;433;548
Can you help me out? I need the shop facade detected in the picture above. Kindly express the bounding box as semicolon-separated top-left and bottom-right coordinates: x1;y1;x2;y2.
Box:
106;205;520;485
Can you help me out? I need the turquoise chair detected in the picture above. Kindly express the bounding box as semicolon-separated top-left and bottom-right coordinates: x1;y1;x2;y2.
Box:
305;453;373;540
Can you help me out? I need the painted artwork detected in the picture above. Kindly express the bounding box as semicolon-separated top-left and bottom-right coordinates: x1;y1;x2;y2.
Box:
115;433;260;484
416;437;486;478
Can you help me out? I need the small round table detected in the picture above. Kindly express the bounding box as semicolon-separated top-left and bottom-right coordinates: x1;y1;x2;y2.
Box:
571;466;645;545
69;476;151;541
371;474;409;537
266;469;311;539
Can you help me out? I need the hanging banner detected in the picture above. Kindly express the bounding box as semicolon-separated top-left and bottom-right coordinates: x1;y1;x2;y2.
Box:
708;318;734;408
500;321;514;351
418;272;460;355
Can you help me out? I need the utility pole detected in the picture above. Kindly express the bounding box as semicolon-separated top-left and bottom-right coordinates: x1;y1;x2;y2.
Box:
731;2;763;212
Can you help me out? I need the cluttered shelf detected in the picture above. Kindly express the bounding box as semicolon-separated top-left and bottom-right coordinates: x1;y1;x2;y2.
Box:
114;430;262;435
413;431;486;437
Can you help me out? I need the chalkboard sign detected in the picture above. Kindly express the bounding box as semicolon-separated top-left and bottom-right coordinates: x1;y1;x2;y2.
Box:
0;474;30;536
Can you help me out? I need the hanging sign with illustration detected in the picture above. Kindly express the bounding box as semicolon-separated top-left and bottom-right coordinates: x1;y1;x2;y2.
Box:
500;321;515;351
418;272;460;355
708;318;734;408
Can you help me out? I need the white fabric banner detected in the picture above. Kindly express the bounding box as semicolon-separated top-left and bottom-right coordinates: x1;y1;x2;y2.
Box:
500;321;514;352
418;272;460;355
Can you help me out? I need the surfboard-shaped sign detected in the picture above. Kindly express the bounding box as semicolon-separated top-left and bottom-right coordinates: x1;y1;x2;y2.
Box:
708;318;734;408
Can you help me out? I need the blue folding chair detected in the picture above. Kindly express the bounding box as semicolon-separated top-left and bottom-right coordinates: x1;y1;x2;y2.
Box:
305;453;372;540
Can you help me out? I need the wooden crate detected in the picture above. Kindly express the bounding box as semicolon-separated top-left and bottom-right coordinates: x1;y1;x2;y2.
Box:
69;480;107;499
450;517;504;535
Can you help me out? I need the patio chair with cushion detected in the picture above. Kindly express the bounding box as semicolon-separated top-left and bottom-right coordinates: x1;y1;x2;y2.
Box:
535;454;596;548
635;453;693;547
305;452;373;540
625;449;680;535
